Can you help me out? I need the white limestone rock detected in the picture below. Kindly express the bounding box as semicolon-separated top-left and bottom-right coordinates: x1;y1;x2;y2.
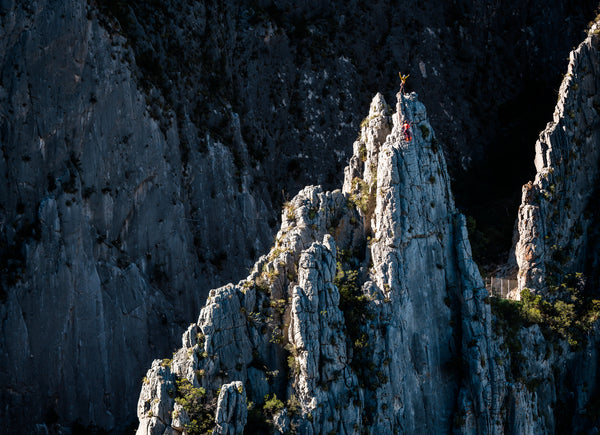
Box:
288;235;362;434
136;360;177;435
135;89;497;434
213;381;247;435
171;403;190;432
515;29;600;297
135;71;600;433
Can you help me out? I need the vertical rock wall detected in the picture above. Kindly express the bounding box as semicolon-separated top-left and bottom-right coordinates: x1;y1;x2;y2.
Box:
515;27;600;296
136;91;500;434
509;25;600;434
0;1;272;430
136;62;600;431
0;0;597;432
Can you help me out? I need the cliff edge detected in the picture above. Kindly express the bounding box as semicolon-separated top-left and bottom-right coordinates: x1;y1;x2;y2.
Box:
515;23;600;298
136;91;502;434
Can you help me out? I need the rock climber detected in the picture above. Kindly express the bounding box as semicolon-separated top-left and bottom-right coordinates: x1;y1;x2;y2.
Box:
403;121;412;142
399;72;410;94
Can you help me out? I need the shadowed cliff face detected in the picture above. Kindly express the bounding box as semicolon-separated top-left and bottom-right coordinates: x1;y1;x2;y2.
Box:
0;0;597;432
515;28;600;297
507;26;600;434
94;0;598;265
0;1;270;431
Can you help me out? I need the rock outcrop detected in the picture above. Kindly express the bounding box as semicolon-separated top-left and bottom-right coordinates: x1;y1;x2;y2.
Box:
138;53;600;430
515;24;600;297
1;0;597;432
136;90;505;434
0;1;272;431
506;24;600;434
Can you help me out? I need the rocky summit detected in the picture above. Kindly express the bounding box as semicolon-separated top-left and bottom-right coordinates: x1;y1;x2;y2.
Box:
1;1;600;434
136;90;484;433
135;58;600;432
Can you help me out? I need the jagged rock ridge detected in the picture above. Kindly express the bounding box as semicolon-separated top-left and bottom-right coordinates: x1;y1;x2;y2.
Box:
509;24;600;434
136;90;504;433
515;24;600;298
138;38;600;429
0;1;597;432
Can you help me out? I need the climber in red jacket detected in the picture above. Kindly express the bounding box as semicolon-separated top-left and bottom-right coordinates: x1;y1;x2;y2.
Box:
403;121;412;142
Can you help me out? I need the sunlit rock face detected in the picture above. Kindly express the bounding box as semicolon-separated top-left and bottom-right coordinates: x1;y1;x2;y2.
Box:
0;0;597;432
136;91;503;434
137;40;600;429
515;27;600;299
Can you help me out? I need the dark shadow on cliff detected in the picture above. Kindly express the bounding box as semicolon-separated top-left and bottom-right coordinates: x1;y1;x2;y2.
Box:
454;78;565;267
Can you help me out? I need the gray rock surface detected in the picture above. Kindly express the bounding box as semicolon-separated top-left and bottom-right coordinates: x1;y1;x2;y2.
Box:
0;2;199;430
213;381;247;435
137;56;600;431
515;26;600;297
0;0;597;432
287;235;362;434
136;360;177;433
136;91;503;434
505;24;600;434
0;1;272;431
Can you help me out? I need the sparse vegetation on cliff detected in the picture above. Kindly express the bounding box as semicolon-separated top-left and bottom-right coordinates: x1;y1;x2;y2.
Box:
492;285;600;350
174;377;216;434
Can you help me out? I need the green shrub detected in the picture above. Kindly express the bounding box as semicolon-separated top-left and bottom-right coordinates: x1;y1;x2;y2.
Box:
349;177;371;214
492;284;600;355
360;114;376;129
359;144;367;162
174;377;215;434
263;394;285;416
334;258;383;392
270;298;287;315
335;266;369;345
284;202;296;222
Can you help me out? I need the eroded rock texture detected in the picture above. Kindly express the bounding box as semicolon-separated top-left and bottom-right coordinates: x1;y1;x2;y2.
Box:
0;0;597;433
506;25;600;434
136;91;502;434
138;67;600;431
0;1;271;431
515;26;600;297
